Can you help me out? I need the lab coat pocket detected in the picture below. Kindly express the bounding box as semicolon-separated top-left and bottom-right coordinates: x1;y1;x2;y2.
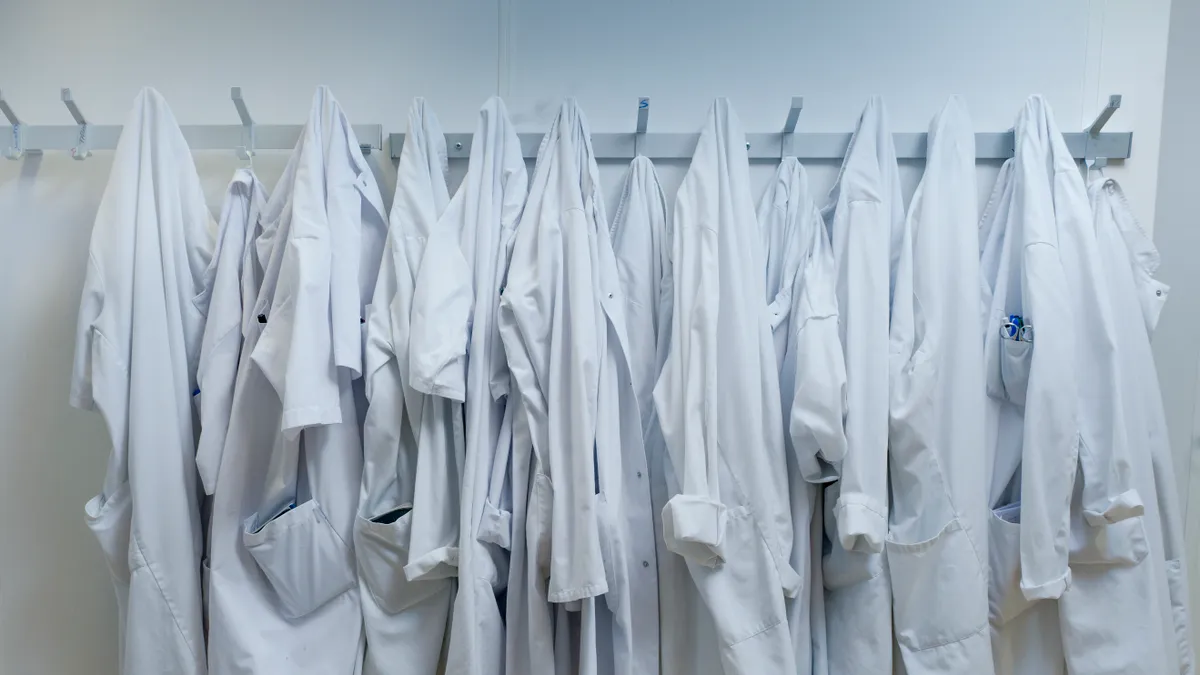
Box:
594;492;626;618
1068;517;1148;566
987;506;1038;625
354;507;447;614
243;499;356;619
84;483;134;585
1166;559;1195;671
998;339;1033;407
887;518;988;651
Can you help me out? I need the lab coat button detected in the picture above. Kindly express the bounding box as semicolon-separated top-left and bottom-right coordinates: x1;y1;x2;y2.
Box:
257;314;267;324
642;560;650;568
636;471;643;478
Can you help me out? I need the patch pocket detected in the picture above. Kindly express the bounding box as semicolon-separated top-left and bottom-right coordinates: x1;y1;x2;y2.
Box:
84;483;134;585
354;506;447;614
987;507;1038;625
999;339;1033;407
1166;559;1194;672
595;492;626;617
887;518;988;650
243;499;356;619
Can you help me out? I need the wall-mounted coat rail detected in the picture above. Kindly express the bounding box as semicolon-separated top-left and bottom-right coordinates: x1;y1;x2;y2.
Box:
389;130;1133;161
1;89;1130;162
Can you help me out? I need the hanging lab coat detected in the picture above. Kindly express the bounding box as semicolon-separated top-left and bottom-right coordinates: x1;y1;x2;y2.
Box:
608;156;671;675
71;87;212;675
757;157;845;675
978;158;1067;675
356;98;454;675
206;86;387;675
1077;176;1194;674
196;169;268;498
413;97;526;675
652;98;798;675
887;97;993;674
500;98;658;675
820;96;901;675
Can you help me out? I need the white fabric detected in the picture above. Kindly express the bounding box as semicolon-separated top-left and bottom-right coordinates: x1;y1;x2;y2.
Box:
432;97;528;675
609;156;671;675
357;98;454;675
196;169;268;497
71;87;213;675
1072;175;1193;674
820;96;902;675
886;97;993;674
500;98;658;675
206;86;387;675
757;157;844;675
652;98;797;675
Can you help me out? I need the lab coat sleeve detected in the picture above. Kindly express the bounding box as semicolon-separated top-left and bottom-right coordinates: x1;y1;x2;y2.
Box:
500;202;609;603
408;214;473;401
832;198;891;554
252;174;342;434
789;224;848;484
653;194;727;565
1018;240;1078;600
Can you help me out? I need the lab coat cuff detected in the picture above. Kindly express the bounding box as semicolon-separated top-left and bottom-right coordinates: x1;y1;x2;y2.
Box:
476;499;513;550
833;496;887;553
280;404;343;434
1020;568;1072;601
1082;488;1144;526
403;545;460;582
662;494;728;567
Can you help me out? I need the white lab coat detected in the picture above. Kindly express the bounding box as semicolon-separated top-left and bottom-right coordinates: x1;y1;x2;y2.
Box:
1071;175;1194;674
500;98;658;675
424;97;527;675
978;158;1067;675
652;98;798;675
887;97;993;674
196;169;268;498
757;157;845;675
206;86;387;675
357;98;454;675
608;156;671;675
820;96;902;675
71;87;212;675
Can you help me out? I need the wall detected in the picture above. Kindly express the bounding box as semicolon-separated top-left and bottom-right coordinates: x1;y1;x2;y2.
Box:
1153;0;1200;653
0;1;1176;672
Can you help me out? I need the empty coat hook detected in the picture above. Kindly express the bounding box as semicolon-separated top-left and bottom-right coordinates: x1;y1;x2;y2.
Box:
1085;94;1122;168
1;89;26;160
781;96;804;156
61;88;90;160
634;97;649;155
231;87;255;160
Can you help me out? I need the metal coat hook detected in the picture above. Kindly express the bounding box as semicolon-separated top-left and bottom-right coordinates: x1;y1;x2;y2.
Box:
1084;94;1121;167
781;96;804;157
232;87;255;161
1;89;26;160
61;88;90;160
634;97;649;156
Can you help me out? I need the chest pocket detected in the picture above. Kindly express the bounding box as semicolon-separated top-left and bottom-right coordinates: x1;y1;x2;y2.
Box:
987;319;1033;408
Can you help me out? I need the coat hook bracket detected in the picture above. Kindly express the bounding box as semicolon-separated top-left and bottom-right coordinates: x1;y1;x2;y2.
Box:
781;96;803;157
61;88;90;160
232;87;256;160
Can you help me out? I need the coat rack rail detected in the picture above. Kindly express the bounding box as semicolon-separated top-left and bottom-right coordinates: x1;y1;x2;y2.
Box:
389;130;1133;161
0;124;384;155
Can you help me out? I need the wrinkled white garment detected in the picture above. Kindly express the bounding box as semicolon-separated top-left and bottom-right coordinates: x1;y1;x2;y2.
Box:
608;155;670;675
206;86;386;675
196;169;268;497
430;97;528;675
501;99;657;675
757;157;844;675
978;158;1067;675
652;98;798;675
357;98;454;675
887;97;993;674
820;96;901;675
71;87;213;675
1062;175;1194;675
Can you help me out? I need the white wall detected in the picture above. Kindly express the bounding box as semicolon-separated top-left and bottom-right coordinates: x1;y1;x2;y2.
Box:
1153;0;1200;653
0;1;1176;672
